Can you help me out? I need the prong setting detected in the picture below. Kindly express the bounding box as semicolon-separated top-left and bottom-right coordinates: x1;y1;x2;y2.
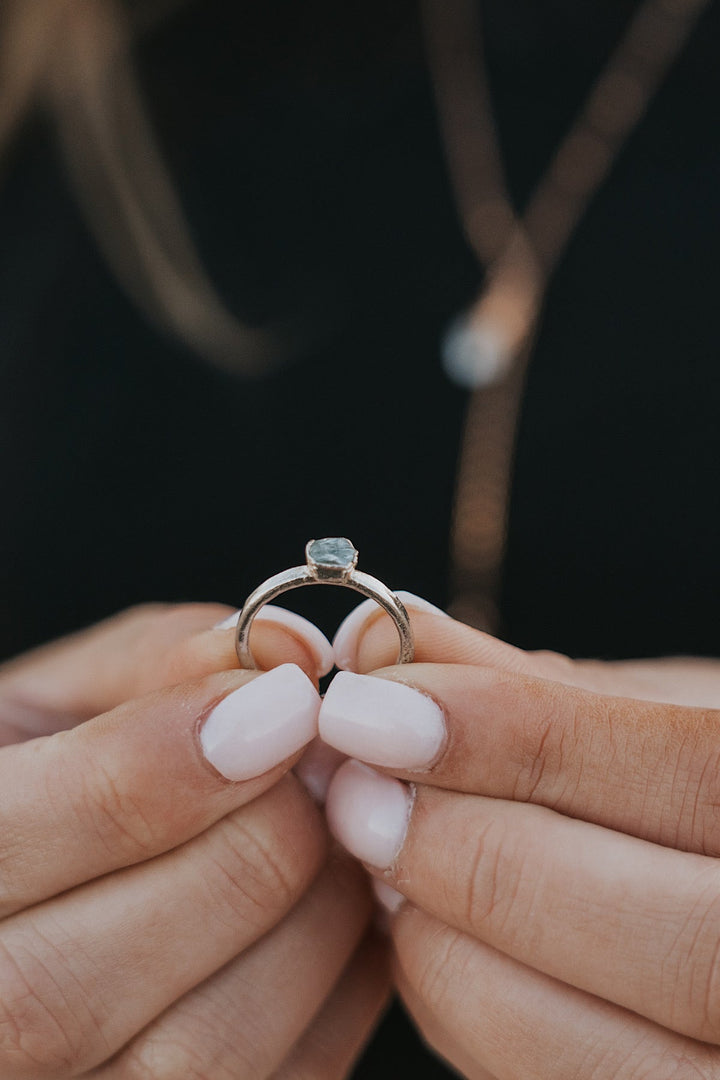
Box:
236;539;413;669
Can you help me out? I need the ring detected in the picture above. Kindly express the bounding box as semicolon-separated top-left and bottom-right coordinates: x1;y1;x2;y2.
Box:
235;537;414;669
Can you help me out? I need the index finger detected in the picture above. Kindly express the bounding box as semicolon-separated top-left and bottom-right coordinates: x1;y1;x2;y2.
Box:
332;591;563;677
0;601;333;741
319;663;720;856
0;661;322;917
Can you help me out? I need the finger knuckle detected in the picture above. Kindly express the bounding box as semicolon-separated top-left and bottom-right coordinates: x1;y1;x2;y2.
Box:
201;809;307;929
69;755;159;863
682;720;720;857
0;933;106;1075
513;686;580;808
409;925;471;1018
516;686;626;818
664;876;720;1043
0;837;37;918
122;1036;252;1080
461;817;527;939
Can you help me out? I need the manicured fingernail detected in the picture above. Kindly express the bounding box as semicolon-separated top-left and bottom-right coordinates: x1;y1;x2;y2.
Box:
396;591;449;617
213;606;334;677
325;759;413;868
213;612;241;630
372;878;405;934
372;878;405;914
319;671;445;769
294;737;346;804
332;591;448;671
200;664;320;781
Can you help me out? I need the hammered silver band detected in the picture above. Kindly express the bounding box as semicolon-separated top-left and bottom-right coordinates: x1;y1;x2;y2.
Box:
235;538;414;669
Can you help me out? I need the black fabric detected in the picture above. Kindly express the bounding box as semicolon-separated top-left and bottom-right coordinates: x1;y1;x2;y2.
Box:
1;2;719;1074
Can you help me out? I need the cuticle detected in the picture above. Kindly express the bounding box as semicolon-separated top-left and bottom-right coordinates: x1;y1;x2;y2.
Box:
194;674;259;785
396;779;417;861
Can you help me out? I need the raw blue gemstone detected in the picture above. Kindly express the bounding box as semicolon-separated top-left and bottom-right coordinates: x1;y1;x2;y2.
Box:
307;537;356;569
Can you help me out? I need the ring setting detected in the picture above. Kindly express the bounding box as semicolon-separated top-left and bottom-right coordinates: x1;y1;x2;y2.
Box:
235;537;414;669
305;537;358;580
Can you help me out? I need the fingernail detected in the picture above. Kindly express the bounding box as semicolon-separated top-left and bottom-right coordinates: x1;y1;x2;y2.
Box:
372;878;405;914
325;759;413;868
319;671;445;769
372;878;405;934
332;591;448;671
200;664;320;781
396;591;449;617
213;606;334;678
294;737;346;804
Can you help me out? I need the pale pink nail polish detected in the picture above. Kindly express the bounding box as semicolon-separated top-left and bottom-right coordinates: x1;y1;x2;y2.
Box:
332;591;448;671
319;671;445;769
213;605;334;677
213;611;242;630
372;878;405;914
294;737;346;804
325;759;413;868
372;878;405;934
201;664;320;781
395;591;449;617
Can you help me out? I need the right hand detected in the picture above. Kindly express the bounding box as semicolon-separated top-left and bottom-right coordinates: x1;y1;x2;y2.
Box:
0;603;390;1078
325;597;720;1078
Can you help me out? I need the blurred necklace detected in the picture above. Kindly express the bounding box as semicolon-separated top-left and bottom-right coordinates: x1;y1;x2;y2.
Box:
423;0;711;631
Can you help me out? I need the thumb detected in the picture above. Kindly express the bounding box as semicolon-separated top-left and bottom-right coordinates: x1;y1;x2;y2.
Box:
0;601;333;744
333;591;560;679
334;591;720;708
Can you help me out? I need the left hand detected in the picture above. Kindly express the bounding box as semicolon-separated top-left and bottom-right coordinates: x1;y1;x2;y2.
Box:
0;604;390;1079
320;597;720;1078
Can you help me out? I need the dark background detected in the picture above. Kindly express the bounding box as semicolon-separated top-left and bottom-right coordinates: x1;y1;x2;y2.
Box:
1;1;719;1073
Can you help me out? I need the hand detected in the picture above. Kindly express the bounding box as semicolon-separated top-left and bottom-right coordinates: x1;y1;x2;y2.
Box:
0;603;389;1078
320;595;720;1078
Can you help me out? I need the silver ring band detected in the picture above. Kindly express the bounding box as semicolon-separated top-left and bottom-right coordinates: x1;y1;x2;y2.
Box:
235;538;414;669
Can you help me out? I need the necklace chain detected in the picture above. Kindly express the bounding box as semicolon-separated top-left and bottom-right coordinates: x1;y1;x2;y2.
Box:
423;0;712;630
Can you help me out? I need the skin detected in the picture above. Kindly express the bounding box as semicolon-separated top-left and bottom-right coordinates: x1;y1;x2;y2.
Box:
329;607;720;1079
0;603;390;1079
10;597;719;1078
